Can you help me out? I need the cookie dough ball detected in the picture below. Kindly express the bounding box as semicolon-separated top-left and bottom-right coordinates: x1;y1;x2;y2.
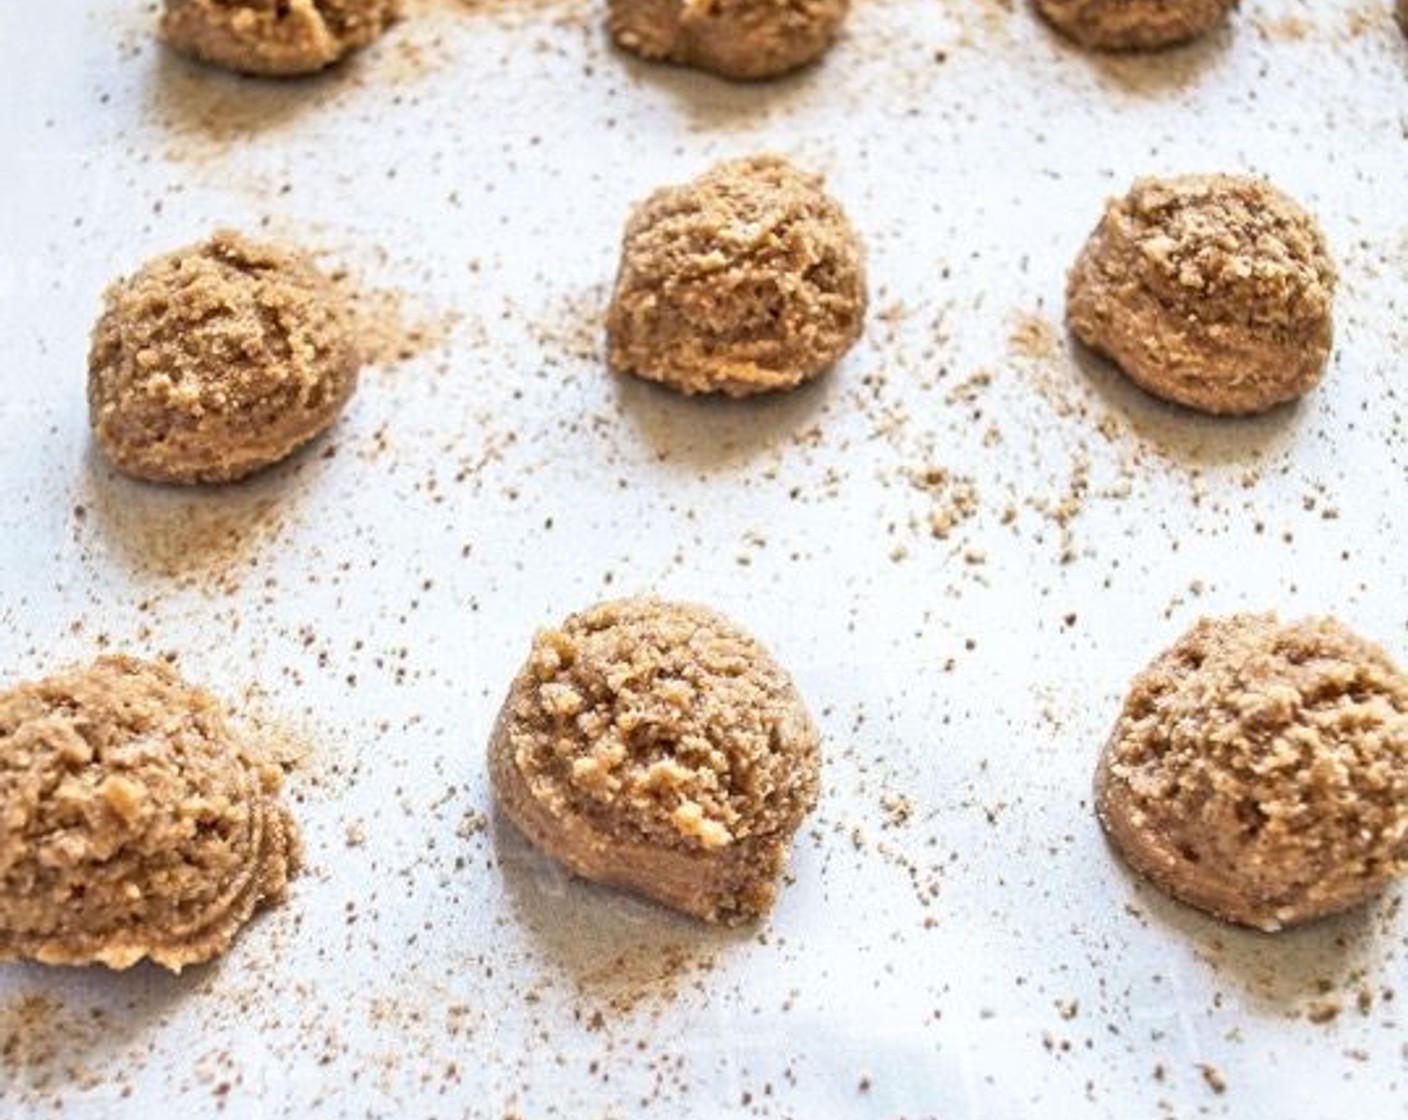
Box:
609;0;848;80
1066;175;1336;416
1097;615;1408;932
606;156;867;397
89;231;360;485
1033;0;1238;50
489;598;821;924
0;656;300;971
161;0;401;77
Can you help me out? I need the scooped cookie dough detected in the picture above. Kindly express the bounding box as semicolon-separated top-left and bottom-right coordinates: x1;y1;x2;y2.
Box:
0;656;300;971
606;155;867;397
1066;175;1336;416
1033;0;1238;50
1097;615;1408;932
89;231;360;485
609;0;848;80
161;0;401;77
489;598;821;924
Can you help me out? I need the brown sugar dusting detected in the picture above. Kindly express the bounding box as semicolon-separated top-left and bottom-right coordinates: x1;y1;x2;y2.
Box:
1;995;108;1093
143;56;337;170
576;942;718;1017
232;693;359;802
77;468;287;594
1251;7;1385;43
1;994;62;1070
910;466;980;541
1008;311;1061;364
334;273;461;368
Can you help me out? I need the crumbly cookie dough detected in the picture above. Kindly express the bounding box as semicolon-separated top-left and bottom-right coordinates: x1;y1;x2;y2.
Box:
1097;615;1408;932
0;656;300;971
161;0;401;77
1066;175;1336;416
1033;0;1238;50
489;598;821;924
609;0;848;80
606;155;867;397
89;231;360;485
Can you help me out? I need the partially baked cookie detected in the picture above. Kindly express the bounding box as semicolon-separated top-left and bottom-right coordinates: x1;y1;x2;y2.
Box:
606;155;867;397
161;0;401;77
89;231;360;485
1097;615;1408;931
609;0;848;81
489;598;821;924
0;656;300;971
1066;175;1336;416
1033;0;1238;50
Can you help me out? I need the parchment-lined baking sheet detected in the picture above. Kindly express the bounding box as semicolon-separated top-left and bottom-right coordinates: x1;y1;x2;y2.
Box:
1;1;1405;1116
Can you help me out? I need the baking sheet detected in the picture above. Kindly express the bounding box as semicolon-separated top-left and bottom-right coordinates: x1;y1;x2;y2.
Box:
2;1;1406;1116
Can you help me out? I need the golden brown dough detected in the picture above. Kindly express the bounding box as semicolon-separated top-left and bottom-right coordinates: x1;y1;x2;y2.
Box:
161;0;401;77
0;656;300;971
489;598;821;924
88;231;360;485
1066;174;1336;416
1097;615;1408;932
606;155;867;397
609;0;848;80
1033;0;1238;50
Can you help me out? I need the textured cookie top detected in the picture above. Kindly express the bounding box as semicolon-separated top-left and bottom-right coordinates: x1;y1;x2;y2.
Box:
502;598;821;855
606;155;867;396
1105;615;1408;912
88;230;359;483
0;656;297;964
162;0;401;77
1110;175;1335;334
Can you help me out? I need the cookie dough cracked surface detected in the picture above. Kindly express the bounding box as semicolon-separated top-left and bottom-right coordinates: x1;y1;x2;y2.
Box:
0;656;300;971
489;598;821;924
609;0;848;80
161;0;401;77
1066;174;1336;416
606;155;867;398
89;231;360;485
1097;615;1408;931
1034;0;1238;50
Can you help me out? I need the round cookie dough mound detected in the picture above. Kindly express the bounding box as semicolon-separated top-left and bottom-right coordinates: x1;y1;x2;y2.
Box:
1097;615;1408;932
89;230;360;485
161;0;401;77
1066;174;1336;416
609;0;848;80
1034;0;1238;50
0;656;301;971
606;155;867;397
489;598;821;924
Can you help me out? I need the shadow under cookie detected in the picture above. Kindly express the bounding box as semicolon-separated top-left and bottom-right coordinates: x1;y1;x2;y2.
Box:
490;804;747;1008
612;368;839;474
141;47;350;153
1066;335;1305;470
77;448;311;590
1103;845;1390;1017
